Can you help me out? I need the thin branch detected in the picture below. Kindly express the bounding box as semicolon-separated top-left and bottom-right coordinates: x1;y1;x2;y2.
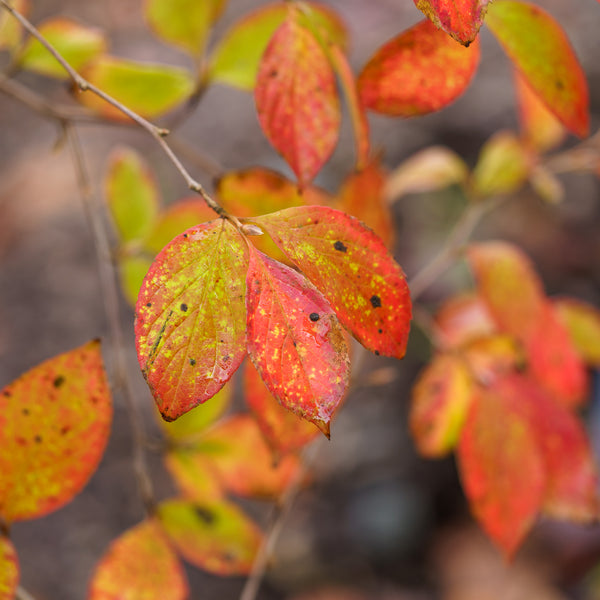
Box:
65;124;156;515
15;586;38;600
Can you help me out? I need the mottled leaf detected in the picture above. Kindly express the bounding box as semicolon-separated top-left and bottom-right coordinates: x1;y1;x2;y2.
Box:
193;414;302;498
246;247;350;435
414;0;490;45
0;340;112;522
19;17;106;78
135;220;247;421
457;383;545;558
164;449;224;502
515;70;565;153
554;298;600;367
255;11;340;186
358;19;480;117
334;160;394;248
157;498;261;575
254;206;412;359
385;146;469;202
471;131;530;197
410;354;474;457
118;254;152;307
244;361;320;454
106;146;160;243
485;0;589;137
0;0;28;52
79;56;195;120
208;2;347;90
145;0;226;56
0;537;18;600
88;520;188;600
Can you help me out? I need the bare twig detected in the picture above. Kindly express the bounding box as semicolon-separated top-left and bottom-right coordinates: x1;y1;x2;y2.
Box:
65;124;156;515
15;586;38;600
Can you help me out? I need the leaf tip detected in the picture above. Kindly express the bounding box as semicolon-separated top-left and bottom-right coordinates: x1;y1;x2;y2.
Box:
314;418;331;439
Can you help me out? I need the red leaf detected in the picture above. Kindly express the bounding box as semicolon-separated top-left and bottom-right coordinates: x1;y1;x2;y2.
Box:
0;340;112;523
254;206;412;359
246;246;350;436
457;383;545;558
485;0;589;138
245;361;320;455
0;536;18;600
255;10;340;186
358;19;480;117
88;520;188;600
135;219;248;421
414;0;490;45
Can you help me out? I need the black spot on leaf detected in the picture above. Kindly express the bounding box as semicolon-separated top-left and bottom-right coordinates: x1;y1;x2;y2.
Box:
375;350;380;356
333;240;347;252
370;295;382;308
53;375;65;388
309;313;320;322
34;435;42;443
189;358;196;366
180;303;188;312
194;506;216;524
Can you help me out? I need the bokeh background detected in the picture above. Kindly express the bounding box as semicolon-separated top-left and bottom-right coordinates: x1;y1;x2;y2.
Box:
1;0;600;598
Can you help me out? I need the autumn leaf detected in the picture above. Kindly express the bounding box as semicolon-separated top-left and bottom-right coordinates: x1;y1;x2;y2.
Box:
244;361;320;454
88;520;189;600
554;298;600;367
164;449;224;502
0;340;112;522
135;219;248;421
254;9;340;187
485;0;589;137
457;382;546;558
410;354;474;457
414;0;490;46
0;0;28;52
358;19;480;117
246;246;350;435
254;206;412;359
157;498;261;575
0;536;18;600
461;334;523;383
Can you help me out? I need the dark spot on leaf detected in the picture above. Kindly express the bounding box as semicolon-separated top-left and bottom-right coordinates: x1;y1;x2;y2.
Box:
220;339;225;343
22;408;30;416
309;313;320;322
269;69;278;78
2;390;11;397
60;426;70;435
180;303;188;312
378;329;383;334
194;506;216;524
53;375;65;388
333;240;347;252
34;435;42;443
222;552;236;563
146;302;152;308
555;79;564;90
223;355;231;363
183;233;188;238
16;436;26;446
370;295;382;308
293;341;297;347
91;396;99;404
375;350;380;356
189;358;196;366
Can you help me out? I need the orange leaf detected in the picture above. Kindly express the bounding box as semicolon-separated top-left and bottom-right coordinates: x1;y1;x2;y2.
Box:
0;536;18;600
554;298;600;367
461;334;523;384
485;0;589;138
358;19;480;117
457;383;545;558
414;0;490;46
255;10;340;186
135;219;248;421
246;246;350;435
0;340;111;523
410;354;474;457
194;414;302;498
244;361;321;455
333;159;395;249
157;498;261;576
89;520;188;600
254;206;412;359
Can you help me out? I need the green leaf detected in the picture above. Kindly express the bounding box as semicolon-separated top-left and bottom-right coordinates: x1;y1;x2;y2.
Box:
0;536;18;600
89;520;189;600
79;55;195;120
118;254;153;307
135;219;248;421
145;0;226;56
106;146;160;243
0;340;112;523
19;17;106;78
485;0;589;137
157;498;262;575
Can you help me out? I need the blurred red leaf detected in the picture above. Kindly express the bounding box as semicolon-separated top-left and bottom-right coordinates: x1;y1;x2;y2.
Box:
88;519;188;600
244;361;320;454
0;536;18;600
246;246;350;436
485;0;589;138
414;0;490;45
135;220;247;421
255;9;340;186
255;206;412;359
358;19;480;117
0;340;111;523
157;498;261;576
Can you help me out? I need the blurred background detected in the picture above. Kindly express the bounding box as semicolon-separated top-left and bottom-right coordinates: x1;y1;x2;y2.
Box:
1;0;600;598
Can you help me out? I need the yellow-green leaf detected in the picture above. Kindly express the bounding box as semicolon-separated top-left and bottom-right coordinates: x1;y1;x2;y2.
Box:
0;536;18;600
118;254;152;307
79;56;195;120
0;0;28;52
20;17;106;78
0;340;112;523
554;298;600;368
